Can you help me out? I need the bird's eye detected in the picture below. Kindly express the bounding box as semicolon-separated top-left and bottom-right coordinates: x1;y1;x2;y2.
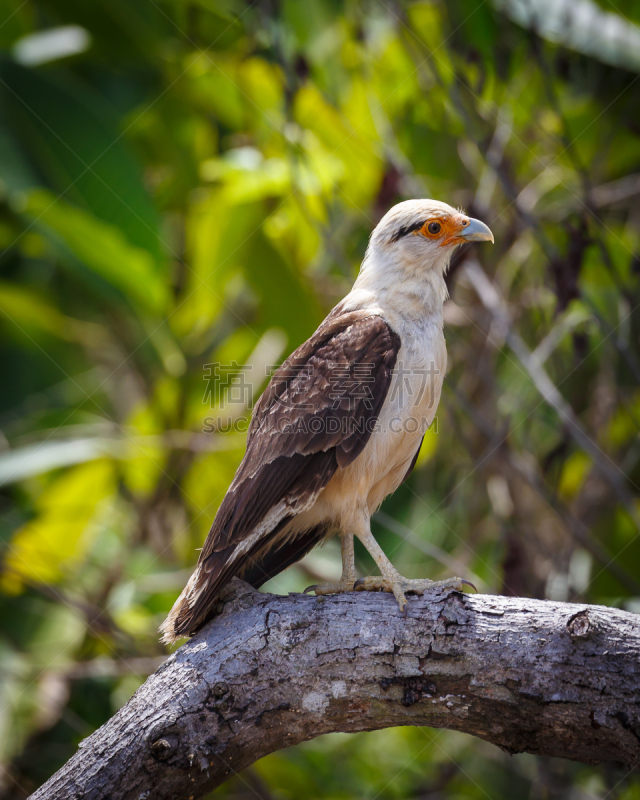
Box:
427;221;441;235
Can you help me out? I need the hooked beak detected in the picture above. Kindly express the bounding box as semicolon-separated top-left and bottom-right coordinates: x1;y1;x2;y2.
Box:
459;217;494;243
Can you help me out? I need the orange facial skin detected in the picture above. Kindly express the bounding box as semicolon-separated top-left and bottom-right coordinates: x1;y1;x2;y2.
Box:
414;216;470;247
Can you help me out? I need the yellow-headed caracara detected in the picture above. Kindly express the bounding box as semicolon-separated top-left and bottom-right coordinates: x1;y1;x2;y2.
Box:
161;200;493;643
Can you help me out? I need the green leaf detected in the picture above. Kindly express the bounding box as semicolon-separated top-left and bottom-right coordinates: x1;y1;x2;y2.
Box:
2;460;115;591
0;281;105;343
0;60;163;259
23;189;168;313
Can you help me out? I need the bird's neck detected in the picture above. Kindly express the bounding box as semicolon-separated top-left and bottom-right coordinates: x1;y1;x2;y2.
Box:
345;248;448;329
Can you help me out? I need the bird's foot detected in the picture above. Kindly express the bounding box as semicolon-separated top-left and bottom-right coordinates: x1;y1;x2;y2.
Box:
304;579;356;596
354;576;476;614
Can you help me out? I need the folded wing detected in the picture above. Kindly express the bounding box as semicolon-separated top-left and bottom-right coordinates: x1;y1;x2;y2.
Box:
160;311;401;641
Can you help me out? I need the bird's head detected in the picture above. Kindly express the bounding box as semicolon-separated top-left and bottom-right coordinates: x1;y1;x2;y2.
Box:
351;199;494;318
370;199;494;273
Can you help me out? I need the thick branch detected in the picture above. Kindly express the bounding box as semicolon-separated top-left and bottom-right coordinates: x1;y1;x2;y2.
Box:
30;581;640;800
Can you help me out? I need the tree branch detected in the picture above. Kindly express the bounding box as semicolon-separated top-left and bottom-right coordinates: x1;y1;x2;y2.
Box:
30;580;640;800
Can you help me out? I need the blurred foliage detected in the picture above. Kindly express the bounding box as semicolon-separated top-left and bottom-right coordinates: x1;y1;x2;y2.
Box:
0;0;639;796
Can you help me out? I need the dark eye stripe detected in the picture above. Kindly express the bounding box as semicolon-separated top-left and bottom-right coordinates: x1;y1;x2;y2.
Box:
389;220;425;243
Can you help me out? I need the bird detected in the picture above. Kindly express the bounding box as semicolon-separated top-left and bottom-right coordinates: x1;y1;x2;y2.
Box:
160;199;493;643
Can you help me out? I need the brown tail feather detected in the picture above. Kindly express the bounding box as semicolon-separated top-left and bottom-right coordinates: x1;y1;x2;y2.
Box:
158;518;287;643
159;521;329;644
241;523;329;588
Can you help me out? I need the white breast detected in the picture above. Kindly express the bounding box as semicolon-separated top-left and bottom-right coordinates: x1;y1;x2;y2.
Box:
356;317;446;510
297;315;446;533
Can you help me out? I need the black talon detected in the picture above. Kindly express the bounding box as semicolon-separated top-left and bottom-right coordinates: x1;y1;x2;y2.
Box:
461;579;478;593
354;578;366;590
303;585;318;594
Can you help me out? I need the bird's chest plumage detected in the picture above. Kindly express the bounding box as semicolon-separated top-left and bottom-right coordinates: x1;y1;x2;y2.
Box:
362;322;445;498
312;318;446;527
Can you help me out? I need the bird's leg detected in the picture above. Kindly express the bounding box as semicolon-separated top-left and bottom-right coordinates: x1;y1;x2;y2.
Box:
353;520;473;613
304;532;357;596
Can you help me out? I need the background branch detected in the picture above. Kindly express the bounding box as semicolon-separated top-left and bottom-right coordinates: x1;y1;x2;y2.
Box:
30;580;640;800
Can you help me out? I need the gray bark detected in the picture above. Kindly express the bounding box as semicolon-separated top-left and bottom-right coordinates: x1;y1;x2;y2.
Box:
30;580;640;800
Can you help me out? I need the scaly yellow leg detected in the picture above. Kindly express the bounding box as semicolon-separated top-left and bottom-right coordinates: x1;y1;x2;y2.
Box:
353;519;474;613
304;532;357;596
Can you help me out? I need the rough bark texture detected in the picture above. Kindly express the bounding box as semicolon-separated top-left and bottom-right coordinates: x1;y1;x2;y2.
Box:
30;580;640;800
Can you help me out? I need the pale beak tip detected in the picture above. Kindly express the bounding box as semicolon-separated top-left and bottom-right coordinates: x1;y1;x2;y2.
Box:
460;217;494;244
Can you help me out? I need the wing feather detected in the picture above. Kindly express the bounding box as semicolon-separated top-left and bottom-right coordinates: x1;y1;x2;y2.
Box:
161;312;401;640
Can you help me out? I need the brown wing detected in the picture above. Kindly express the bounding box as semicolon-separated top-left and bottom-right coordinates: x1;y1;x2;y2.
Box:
163;312;401;639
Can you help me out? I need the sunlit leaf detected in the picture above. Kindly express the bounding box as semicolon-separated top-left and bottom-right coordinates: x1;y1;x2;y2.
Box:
23;189;168;313
2;460;115;592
